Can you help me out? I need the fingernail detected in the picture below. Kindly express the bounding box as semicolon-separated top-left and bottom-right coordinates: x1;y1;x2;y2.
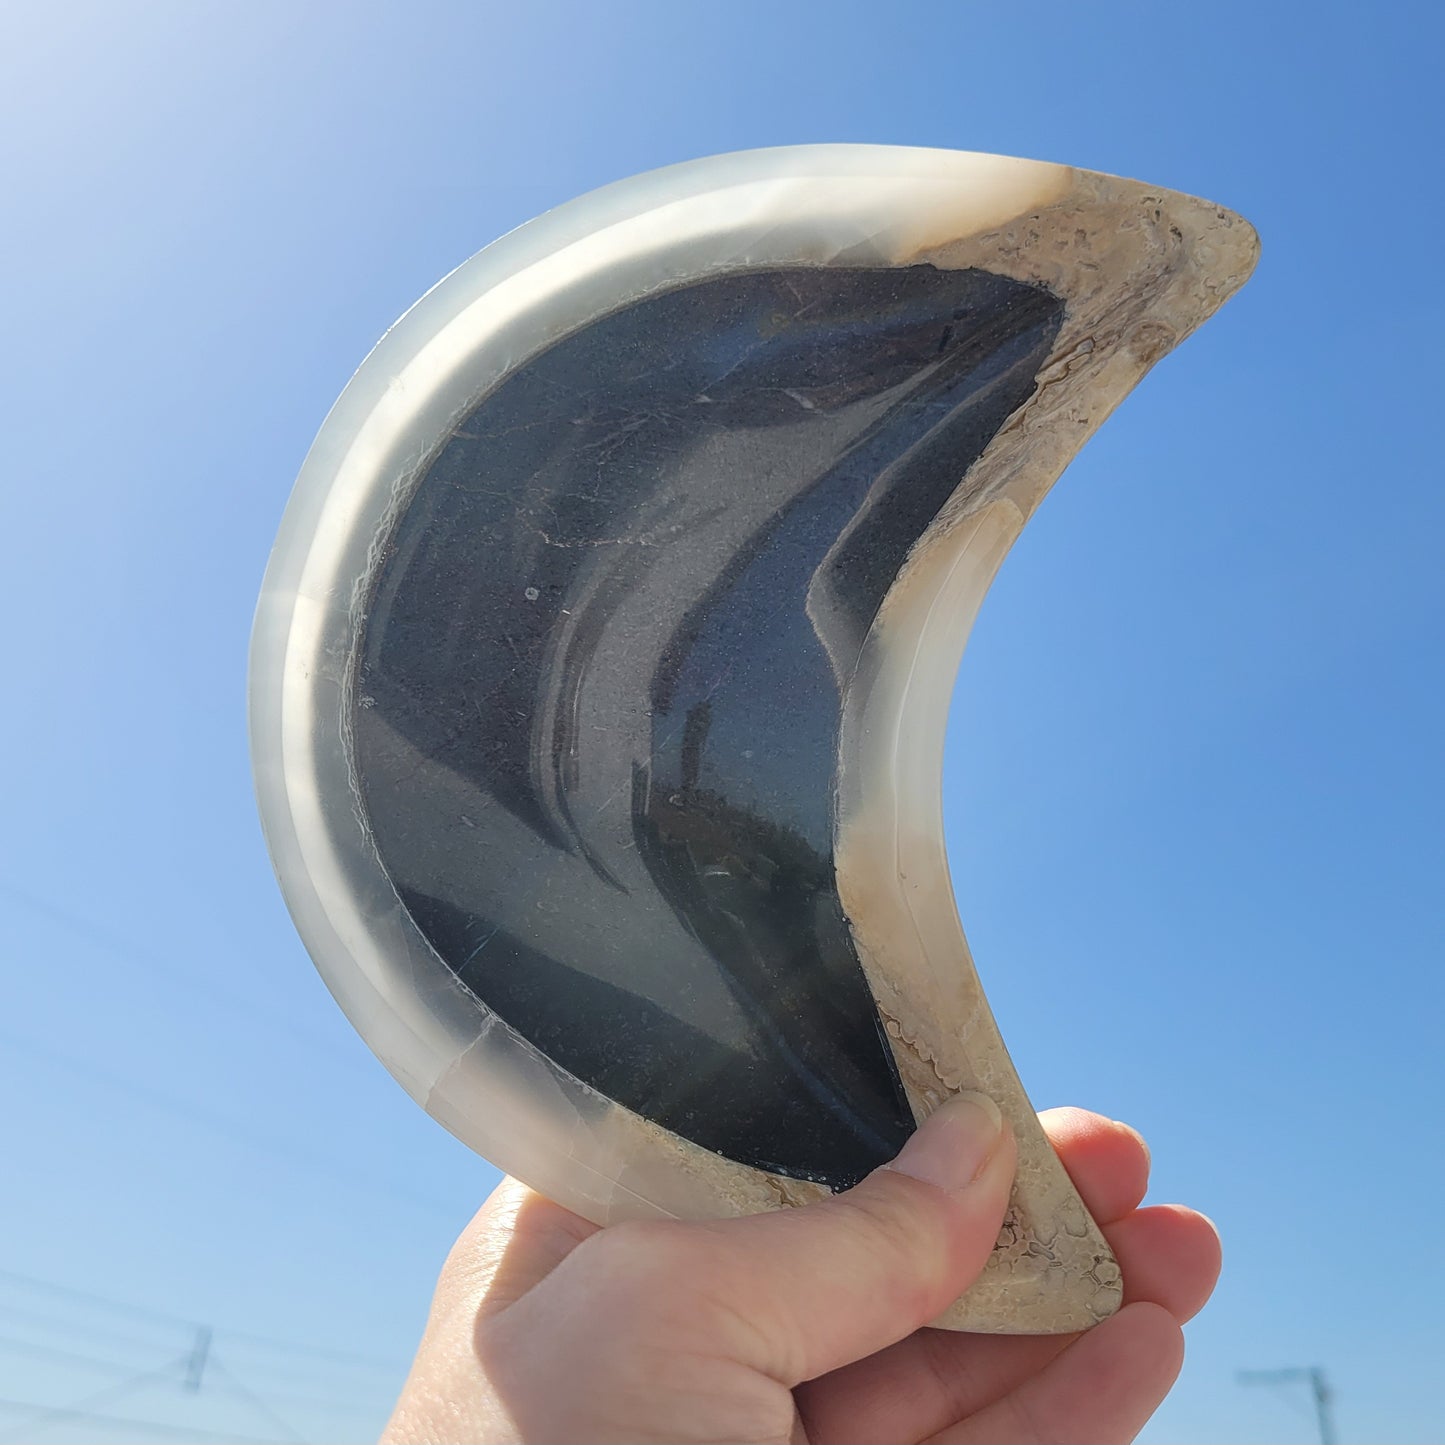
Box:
887;1091;1005;1194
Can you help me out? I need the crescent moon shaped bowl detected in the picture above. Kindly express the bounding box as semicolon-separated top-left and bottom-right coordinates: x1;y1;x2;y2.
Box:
250;145;1258;1333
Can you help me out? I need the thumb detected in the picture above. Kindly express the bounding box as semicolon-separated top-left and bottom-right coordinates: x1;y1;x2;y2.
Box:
689;1091;1016;1385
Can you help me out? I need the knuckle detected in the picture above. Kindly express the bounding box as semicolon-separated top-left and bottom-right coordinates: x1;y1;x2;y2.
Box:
829;1174;960;1308
570;1219;701;1310
838;1172;947;1248
551;1221;743;1375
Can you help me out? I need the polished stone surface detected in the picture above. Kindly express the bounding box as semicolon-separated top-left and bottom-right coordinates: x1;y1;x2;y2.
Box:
353;263;1064;1188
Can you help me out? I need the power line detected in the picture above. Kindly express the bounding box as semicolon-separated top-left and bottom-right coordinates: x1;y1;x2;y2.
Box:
1239;1366;1337;1445
0;1267;396;1371
0;1271;393;1443
0;880;360;1075
205;1355;308;1444
163;1345;401;1396
0;1026;457;1217
0;1300;189;1360
210;1384;389;1418
0;1395;291;1445
0;1358;189;1444
0;1321;396;1412
216;1330;397;1372
0;1331;161;1377
0;1267;201;1333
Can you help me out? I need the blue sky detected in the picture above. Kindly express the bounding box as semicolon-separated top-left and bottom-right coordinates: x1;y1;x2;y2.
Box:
2;3;1440;1442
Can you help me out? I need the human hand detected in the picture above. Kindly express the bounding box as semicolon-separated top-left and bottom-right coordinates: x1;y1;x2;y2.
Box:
383;1096;1220;1444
